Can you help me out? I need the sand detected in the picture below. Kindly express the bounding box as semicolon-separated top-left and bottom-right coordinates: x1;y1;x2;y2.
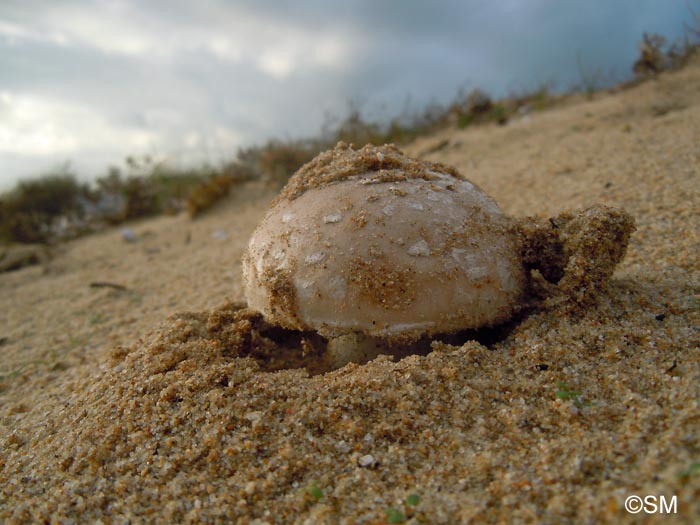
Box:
1;58;699;524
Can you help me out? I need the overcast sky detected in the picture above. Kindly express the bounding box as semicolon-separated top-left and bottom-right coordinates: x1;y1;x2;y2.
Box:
0;0;694;189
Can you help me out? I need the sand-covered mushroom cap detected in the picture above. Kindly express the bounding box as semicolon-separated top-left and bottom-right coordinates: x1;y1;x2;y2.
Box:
243;143;526;339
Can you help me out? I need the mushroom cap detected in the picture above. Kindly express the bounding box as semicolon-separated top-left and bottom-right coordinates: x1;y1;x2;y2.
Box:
242;143;526;339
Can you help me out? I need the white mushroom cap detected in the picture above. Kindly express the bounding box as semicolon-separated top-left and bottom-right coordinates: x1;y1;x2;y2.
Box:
242;143;526;340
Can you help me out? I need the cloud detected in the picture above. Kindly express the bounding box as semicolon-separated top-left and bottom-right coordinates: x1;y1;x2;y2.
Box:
0;91;156;155
0;19;68;46
2;0;351;75
0;0;694;189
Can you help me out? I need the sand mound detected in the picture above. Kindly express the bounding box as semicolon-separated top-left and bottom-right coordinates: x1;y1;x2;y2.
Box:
3;288;698;523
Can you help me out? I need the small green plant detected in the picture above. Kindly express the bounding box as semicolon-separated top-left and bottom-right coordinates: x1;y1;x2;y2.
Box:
555;381;592;410
406;493;420;506
678;461;700;480
385;507;406;523
305;480;324;501
385;493;421;523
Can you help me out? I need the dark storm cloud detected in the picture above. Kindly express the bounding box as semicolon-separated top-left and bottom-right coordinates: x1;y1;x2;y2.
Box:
0;0;695;188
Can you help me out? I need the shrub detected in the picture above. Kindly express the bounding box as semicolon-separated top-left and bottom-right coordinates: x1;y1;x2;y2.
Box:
0;170;89;243
632;23;700;78
333;106;385;146
257;140;319;184
186;163;256;218
95;157;230;222
633;32;668;77
122;176;159;220
186;175;237;218
448;88;517;128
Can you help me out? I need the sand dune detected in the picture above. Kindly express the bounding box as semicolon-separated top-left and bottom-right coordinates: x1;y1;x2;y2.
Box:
1;58;699;524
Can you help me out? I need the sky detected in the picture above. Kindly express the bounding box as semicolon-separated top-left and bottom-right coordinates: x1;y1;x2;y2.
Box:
0;0;695;190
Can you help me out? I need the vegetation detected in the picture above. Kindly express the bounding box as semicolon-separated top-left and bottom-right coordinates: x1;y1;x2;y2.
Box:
385;493;421;523
678;461;700;481
304;480;324;501
0;158;225;243
385;507;406;523
555;381;592;410
633;3;700;78
186;162;255;218
0;168;92;243
2;20;699;246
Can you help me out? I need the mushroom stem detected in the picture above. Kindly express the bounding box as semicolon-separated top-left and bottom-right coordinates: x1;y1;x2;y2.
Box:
324;332;433;370
325;333;389;369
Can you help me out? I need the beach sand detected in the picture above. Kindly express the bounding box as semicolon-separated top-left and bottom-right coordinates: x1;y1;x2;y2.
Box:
1;58;699;524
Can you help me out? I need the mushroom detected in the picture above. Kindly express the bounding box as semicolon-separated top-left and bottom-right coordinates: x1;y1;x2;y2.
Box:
242;142;634;367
